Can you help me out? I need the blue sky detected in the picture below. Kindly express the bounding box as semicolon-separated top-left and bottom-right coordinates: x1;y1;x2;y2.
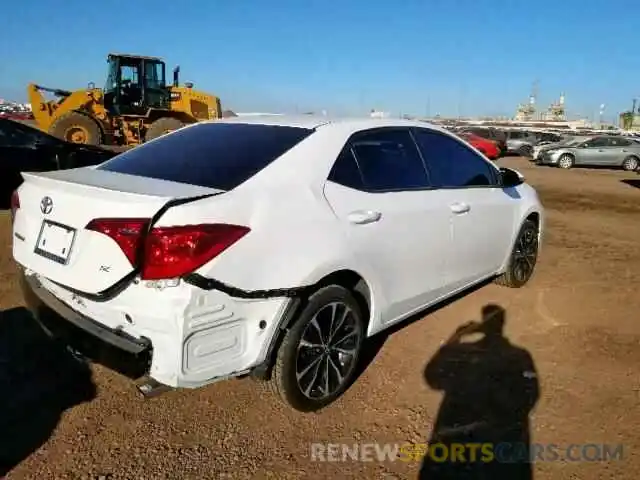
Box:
0;0;636;120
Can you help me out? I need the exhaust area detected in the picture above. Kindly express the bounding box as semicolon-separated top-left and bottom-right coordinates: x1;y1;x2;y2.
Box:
136;377;173;398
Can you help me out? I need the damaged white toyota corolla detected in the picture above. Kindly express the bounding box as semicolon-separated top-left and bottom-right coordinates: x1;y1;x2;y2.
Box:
12;116;543;412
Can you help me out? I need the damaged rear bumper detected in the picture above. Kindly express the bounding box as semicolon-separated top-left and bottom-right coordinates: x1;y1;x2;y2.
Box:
20;272;157;384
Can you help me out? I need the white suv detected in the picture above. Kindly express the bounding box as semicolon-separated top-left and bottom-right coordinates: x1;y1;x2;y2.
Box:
12;116;543;412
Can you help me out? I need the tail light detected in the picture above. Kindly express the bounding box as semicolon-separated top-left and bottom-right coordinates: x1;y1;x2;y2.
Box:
86;219;250;280
10;190;20;222
86;218;149;265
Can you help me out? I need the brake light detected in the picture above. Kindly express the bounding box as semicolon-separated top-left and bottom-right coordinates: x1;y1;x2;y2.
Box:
10;190;20;222
86;218;150;265
141;224;249;280
85;219;249;280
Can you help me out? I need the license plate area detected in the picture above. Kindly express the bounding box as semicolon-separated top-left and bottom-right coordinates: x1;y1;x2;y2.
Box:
34;220;77;265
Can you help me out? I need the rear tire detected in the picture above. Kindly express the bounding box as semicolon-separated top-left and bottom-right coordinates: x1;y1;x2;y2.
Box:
268;285;365;412
49;112;102;146
494;219;539;288
558;154;574;169
518;145;533;157
145;117;186;142
622;156;639;171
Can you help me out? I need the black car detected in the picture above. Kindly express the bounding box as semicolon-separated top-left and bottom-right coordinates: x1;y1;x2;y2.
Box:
461;127;508;156
0;118;117;207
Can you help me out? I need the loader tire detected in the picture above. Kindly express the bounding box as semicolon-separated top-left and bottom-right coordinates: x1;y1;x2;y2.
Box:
49;112;102;145
145;117;186;142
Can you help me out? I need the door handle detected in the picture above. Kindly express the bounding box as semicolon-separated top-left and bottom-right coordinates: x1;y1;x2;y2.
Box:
347;210;382;224
449;202;470;214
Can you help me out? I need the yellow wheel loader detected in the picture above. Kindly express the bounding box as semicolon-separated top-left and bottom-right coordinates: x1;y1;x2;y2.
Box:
28;53;222;146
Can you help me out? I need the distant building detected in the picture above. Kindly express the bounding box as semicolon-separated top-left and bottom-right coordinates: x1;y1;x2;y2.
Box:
370;110;389;118
620;113;640;131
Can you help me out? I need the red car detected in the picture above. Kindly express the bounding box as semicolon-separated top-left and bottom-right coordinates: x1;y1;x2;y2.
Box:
458;132;500;160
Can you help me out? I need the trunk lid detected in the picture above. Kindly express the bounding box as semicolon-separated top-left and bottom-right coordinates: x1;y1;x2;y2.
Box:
12;167;221;294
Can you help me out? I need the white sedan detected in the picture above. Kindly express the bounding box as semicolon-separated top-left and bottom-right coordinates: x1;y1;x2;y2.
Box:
11;116;543;412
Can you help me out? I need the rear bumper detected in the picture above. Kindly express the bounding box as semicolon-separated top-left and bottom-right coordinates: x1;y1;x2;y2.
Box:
21;272;153;380
19;270;291;389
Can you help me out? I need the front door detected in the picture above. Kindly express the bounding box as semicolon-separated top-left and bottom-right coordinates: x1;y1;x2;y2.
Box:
412;128;516;289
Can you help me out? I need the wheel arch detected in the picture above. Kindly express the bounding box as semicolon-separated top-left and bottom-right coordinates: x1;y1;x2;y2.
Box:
251;267;377;381
498;208;543;273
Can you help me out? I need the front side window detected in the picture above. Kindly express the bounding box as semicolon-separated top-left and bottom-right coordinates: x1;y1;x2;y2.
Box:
583;137;608;148
413;129;499;188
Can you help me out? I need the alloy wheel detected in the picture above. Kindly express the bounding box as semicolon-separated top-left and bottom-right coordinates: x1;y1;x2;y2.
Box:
623;157;638;171
295;302;362;400
512;224;538;283
558;155;573;169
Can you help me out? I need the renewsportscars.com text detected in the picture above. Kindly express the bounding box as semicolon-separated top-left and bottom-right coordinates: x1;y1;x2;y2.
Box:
310;442;624;463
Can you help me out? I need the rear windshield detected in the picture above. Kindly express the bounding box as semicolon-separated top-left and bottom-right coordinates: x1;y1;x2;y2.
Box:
98;122;314;190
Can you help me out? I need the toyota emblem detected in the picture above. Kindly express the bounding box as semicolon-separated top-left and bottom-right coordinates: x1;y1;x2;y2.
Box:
40;196;53;215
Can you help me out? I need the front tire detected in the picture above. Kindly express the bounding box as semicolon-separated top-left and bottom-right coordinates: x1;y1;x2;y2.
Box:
494;219;539;288
269;285;365;412
49;112;102;145
622;156;639;171
558;154;574;169
518;145;533;157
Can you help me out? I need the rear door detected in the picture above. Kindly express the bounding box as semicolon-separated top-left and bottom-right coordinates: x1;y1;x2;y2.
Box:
412;128;517;288
606;137;633;166
323;128;453;326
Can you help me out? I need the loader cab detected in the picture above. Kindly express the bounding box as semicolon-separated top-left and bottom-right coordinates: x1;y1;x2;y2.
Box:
103;54;170;116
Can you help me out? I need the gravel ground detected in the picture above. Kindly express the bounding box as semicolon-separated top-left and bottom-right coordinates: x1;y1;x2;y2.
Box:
1;157;639;479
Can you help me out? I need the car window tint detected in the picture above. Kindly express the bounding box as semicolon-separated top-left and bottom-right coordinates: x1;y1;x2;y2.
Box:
0;119;31;146
328;147;365;189
585;137;608;148
98;123;314;190
611;137;631;147
350;129;429;191
413;129;498;188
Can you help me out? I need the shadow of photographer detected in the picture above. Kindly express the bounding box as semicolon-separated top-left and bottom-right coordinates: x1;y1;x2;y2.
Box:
419;304;540;479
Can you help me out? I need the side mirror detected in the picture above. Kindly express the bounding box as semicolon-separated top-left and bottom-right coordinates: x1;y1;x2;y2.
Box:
500;167;524;188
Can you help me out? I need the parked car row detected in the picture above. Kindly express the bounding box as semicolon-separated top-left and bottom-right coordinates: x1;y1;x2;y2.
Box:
456;131;501;160
530;134;640;171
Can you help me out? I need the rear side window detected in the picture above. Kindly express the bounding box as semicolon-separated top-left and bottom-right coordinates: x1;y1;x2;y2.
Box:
98;123;314;190
350;129;429;191
328;148;365;189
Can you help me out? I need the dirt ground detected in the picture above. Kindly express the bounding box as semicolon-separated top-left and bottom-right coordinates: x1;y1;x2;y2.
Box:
1;157;639;479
